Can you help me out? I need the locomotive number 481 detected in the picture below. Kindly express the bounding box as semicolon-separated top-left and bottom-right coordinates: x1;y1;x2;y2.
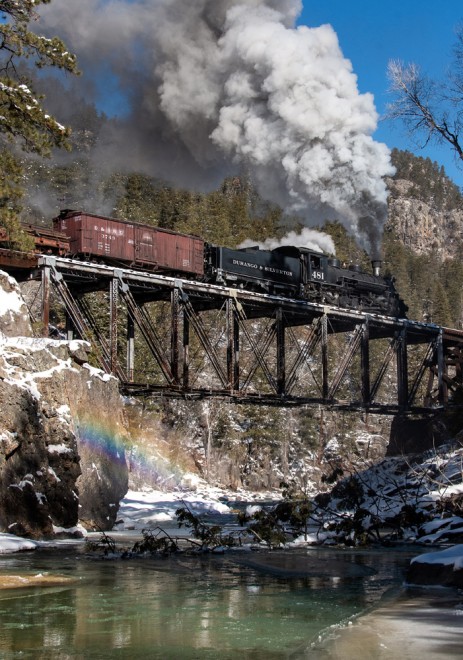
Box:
312;271;325;280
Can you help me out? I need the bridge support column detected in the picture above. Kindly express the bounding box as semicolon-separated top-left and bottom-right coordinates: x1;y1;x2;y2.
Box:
397;325;409;410
65;315;74;341
127;315;135;382
183;311;190;390
321;313;329;400
437;329;448;405
227;297;239;393
276;307;285;396
171;288;180;383
41;264;51;337
361;318;370;405
109;277;119;375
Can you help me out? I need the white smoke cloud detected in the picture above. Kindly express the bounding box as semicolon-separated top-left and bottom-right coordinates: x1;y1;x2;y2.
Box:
240;228;336;255
37;0;393;255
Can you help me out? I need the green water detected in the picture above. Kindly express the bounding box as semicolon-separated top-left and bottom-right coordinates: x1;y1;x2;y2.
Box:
0;545;414;659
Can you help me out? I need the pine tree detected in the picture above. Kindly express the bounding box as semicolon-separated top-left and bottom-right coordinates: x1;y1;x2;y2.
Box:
431;280;453;327
0;0;78;240
0;148;33;247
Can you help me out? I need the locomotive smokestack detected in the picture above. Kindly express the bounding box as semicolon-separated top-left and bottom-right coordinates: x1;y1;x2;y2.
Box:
371;260;381;277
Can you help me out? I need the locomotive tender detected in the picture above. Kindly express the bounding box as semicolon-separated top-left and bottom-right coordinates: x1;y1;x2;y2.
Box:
4;209;407;317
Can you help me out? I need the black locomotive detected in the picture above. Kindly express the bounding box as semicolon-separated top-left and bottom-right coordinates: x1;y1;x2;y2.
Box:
206;244;407;317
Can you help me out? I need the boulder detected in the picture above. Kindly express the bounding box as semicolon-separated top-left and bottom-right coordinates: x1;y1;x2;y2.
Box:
407;546;463;588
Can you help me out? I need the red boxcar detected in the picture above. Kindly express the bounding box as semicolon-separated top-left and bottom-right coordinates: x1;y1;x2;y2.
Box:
53;210;205;276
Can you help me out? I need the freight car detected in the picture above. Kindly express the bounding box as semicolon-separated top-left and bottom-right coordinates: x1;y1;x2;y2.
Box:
53;210;204;276
0;223;70;255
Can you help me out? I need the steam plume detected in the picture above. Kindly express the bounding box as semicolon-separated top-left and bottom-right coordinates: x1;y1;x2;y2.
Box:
37;0;393;255
240;229;336;255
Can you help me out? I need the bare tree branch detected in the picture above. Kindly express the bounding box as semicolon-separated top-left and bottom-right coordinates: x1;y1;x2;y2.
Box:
387;53;463;163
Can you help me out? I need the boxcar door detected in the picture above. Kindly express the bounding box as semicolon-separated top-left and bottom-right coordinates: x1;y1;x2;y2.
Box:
135;226;156;265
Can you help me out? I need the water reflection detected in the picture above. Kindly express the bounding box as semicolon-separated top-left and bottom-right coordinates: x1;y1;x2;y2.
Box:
0;547;413;659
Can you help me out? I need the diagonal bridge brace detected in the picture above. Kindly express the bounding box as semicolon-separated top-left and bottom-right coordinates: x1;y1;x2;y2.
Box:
115;273;178;386
179;289;229;389
43;261;126;378
285;318;324;396
327;324;364;400
231;298;279;395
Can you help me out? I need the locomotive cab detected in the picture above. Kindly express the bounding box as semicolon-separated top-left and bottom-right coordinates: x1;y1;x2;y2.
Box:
307;252;329;284
273;246;330;285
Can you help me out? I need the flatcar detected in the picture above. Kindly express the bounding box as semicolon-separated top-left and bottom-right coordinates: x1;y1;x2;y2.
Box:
22;224;70;256
0;223;70;256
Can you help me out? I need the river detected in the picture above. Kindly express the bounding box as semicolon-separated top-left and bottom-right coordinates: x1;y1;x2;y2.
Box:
0;539;424;659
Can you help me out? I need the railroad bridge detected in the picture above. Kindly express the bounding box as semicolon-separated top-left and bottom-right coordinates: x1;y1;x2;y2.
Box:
7;253;463;414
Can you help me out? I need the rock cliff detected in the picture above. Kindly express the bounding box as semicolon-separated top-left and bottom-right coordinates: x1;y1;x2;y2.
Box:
0;271;128;538
386;176;463;259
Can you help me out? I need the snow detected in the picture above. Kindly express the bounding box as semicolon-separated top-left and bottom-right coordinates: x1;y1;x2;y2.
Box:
55;404;71;421
47;444;72;454
0;534;38;554
83;363;114;382
52;524;87;536
69;339;90;353
116;487;232;530
289;532;329;545
48;467;61;482
411;544;463;570
0;430;18;443
0;279;25;317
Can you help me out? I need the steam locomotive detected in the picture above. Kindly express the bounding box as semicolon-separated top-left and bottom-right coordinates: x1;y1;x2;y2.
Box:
209;244;407;317
2;209;408;317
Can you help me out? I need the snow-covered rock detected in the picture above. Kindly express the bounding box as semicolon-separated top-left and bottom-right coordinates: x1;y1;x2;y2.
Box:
0;271;32;337
408;545;463;588
0;271;128;538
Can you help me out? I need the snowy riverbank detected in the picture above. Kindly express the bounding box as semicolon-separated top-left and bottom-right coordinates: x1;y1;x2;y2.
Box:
1;485;463;658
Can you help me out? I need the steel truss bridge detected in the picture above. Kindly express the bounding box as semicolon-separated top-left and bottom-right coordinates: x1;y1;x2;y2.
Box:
33;255;463;414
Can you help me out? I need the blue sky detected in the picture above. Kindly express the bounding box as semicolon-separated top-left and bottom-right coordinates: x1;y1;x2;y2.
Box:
299;1;463;187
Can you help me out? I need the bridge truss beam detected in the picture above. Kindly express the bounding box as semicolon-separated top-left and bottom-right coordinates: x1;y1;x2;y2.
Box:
37;256;463;414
